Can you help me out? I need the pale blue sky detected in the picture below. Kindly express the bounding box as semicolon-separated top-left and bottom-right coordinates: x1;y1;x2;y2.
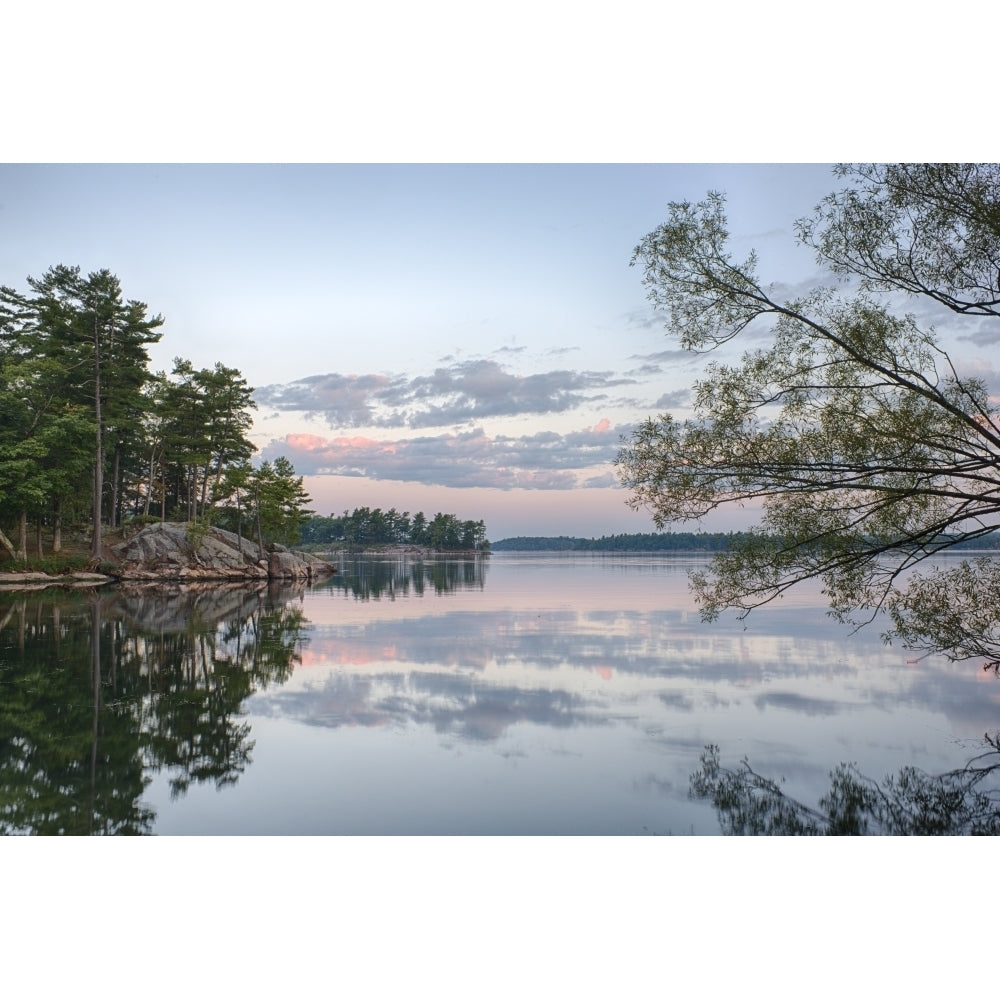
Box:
3;163;995;539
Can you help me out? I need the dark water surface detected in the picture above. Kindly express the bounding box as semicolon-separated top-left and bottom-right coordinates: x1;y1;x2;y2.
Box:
2;553;997;834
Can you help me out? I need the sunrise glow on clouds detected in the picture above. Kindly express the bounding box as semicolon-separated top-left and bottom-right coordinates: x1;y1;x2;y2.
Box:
253;349;674;504
264;413;620;490
6;162;996;539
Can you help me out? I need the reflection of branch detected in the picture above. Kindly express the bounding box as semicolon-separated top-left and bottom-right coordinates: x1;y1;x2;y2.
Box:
691;740;1000;835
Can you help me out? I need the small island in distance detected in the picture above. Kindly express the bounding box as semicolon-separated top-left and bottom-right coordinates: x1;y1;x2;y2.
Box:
491;532;740;552
490;531;1000;553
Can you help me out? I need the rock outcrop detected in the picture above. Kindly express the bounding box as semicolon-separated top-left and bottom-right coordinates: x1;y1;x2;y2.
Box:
110;522;336;582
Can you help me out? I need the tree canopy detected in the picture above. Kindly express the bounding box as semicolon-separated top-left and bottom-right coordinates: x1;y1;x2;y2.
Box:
615;164;1000;660
300;507;489;552
0;264;312;561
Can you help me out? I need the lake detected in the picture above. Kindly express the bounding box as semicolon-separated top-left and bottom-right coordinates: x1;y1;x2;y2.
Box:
2;552;998;834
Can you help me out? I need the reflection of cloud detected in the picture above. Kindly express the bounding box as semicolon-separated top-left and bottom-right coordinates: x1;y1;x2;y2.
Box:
256;669;608;743
658;691;695;712
260;420;630;490
276;602;899;691
256;359;634;430
245;570;1000;766
753;691;845;716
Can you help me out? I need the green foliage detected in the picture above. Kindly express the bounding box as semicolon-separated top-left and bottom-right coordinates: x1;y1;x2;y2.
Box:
617;164;1000;649
249;457;313;547
14;553;92;576
0;266;262;552
300;508;488;551
184;516;212;549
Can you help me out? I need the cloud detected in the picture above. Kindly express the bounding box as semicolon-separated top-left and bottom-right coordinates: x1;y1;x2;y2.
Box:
261;418;632;490
624;348;694;375
653;388;691;409
254;372;404;428
623;308;661;331
255;358;635;431
957;323;1000;347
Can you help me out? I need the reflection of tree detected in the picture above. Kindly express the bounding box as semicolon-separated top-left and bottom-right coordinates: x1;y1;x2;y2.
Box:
690;739;1000;835
0;593;154;834
0;585;308;833
137;594;307;798
328;557;486;600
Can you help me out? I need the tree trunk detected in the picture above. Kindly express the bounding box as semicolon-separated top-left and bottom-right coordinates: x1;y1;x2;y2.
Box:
255;488;265;557
17;510;27;562
36;518;43;559
144;448;155;517
110;444;120;529
0;527;17;560
92;316;103;563
236;488;244;557
53;501;62;553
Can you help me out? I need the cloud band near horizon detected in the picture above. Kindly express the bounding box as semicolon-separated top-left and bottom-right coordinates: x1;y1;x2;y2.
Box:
259;420;626;490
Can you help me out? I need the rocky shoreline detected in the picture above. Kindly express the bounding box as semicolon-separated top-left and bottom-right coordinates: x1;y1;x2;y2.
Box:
0;522;337;590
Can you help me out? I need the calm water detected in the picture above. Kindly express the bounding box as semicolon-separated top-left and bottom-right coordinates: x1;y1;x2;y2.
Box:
1;553;997;834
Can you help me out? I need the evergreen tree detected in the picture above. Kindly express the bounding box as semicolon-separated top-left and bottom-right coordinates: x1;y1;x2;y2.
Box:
1;266;163;560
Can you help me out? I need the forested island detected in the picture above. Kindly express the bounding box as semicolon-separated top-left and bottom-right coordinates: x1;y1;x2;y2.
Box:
0;265;313;573
300;508;489;552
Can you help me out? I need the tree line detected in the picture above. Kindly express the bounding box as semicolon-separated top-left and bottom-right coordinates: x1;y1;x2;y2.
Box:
490;531;1000;553
490;532;743;552
301;507;489;551
0;264;312;563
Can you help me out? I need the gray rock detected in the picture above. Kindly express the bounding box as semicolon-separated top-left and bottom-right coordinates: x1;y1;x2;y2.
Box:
110;523;335;582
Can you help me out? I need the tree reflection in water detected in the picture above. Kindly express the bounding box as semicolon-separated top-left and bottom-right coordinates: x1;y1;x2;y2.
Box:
0;584;308;834
690;736;1000;835
327;556;486;600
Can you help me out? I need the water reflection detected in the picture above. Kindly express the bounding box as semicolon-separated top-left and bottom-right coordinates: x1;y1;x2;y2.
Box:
0;585;309;834
689;737;1000;835
5;554;1000;834
326;555;487;600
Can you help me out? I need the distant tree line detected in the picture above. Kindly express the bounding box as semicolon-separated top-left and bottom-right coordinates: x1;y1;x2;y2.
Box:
0;264;313;562
301;507;489;552
490;531;1000;553
490;532;743;552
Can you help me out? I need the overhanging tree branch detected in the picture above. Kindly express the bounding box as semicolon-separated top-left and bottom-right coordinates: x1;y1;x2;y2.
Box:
617;165;1000;653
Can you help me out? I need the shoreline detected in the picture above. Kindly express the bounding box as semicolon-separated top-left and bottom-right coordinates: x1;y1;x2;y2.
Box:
0;571;115;590
0;546;488;590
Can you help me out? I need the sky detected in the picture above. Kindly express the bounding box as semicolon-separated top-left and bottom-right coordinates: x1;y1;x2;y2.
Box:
2;6;995;545
2;162;998;540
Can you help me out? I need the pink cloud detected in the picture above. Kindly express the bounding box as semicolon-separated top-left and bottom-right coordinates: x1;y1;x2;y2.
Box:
285;433;332;451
